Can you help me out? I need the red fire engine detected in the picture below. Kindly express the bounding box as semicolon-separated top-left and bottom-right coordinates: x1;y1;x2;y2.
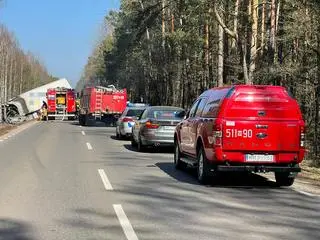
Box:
46;87;77;120
78;85;127;126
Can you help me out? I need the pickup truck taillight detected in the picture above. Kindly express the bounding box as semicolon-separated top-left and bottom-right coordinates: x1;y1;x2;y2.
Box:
213;123;223;146
300;126;305;147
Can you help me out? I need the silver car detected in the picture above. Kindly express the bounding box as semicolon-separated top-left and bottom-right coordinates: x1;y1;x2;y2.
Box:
116;106;147;139
131;106;185;151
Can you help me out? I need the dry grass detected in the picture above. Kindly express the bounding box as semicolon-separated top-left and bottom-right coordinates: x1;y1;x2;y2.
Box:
299;160;320;184
0;124;16;137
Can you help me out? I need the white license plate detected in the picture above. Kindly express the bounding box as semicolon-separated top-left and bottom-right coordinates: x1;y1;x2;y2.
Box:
245;154;274;163
163;126;176;131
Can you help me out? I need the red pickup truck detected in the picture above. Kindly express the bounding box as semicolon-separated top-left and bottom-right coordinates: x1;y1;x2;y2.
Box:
174;85;306;186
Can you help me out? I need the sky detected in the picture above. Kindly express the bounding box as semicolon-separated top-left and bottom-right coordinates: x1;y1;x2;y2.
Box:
0;0;120;87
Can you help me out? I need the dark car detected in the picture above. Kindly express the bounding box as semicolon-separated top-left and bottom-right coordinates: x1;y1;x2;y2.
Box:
131;106;185;151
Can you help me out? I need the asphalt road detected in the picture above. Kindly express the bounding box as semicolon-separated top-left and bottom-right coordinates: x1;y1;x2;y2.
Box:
0;121;319;240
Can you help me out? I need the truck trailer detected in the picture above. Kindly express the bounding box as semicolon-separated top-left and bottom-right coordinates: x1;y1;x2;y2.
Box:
78;85;127;126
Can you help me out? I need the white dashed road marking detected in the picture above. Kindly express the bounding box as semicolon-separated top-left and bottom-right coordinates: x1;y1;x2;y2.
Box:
86;142;93;150
81;131;85;136
98;169;113;190
113;204;139;240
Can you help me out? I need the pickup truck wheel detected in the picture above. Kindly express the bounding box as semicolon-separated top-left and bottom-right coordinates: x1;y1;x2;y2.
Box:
174;142;185;169
275;172;295;187
197;147;209;184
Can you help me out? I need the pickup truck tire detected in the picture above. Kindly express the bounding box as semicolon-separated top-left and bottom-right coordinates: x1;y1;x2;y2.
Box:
197;147;209;184
275;172;295;187
174;142;185;169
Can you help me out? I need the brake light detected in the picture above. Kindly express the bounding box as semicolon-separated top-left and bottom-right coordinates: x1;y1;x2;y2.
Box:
122;117;133;122
213;122;223;146
145;121;159;129
300;125;305;147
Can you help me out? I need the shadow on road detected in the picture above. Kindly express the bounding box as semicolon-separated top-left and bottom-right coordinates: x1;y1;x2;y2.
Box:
123;144;174;154
156;162;281;188
0;219;34;240
118;170;320;240
70;121;115;128
57;208;151;239
110;135;130;141
70;122;80;126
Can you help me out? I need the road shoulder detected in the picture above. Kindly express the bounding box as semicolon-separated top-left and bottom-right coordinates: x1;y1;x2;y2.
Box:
0;120;38;141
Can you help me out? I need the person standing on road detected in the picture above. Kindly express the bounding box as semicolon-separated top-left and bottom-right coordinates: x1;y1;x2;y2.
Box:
41;101;48;121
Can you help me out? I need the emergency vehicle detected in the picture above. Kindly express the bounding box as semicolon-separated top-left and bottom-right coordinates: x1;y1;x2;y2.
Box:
46;87;77;120
78;85;127;126
174;85;306;186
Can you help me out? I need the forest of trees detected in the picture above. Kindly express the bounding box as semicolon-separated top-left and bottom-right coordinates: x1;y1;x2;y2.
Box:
0;24;57;119
77;0;320;165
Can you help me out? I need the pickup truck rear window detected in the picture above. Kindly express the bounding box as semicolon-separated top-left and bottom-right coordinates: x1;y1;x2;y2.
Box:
202;88;230;118
224;87;300;119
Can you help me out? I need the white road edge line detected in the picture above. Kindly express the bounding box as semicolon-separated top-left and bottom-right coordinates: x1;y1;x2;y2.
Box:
294;189;316;197
98;169;113;190
113;204;139;240
81;131;86;136
86;142;93;150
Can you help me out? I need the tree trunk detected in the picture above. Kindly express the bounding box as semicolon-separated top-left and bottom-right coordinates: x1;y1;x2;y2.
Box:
268;0;276;65
314;24;320;162
218;24;224;87
249;0;258;83
204;21;209;88
19;61;23;94
232;0;239;49
9;51;14;99
261;0;266;54
162;0;166;48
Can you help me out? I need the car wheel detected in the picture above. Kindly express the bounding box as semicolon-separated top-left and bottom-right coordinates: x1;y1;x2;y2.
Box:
197;147;209;184
275;172;295;187
115;127;120;139
131;135;137;147
137;137;144;152
174;141;185;169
